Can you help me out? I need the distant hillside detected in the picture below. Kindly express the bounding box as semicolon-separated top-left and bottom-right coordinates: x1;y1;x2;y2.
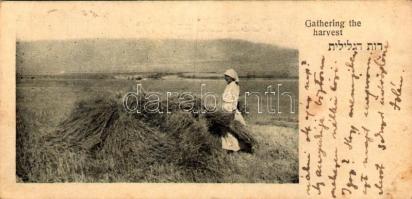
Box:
16;39;298;77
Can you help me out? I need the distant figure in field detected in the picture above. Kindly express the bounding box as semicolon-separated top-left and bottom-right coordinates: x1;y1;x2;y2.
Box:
221;69;247;152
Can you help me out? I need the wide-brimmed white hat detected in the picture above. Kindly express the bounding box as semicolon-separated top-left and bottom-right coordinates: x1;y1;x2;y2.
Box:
224;69;239;83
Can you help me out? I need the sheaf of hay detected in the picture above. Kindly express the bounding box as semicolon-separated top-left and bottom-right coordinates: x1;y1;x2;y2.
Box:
18;92;255;182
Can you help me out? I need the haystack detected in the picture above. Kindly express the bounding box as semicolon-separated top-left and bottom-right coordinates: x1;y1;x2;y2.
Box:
32;92;256;182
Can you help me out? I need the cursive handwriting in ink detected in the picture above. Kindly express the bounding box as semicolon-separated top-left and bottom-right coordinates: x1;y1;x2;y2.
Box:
315;118;328;177
362;126;373;165
375;111;386;150
374;42;388;105
389;75;403;111
374;163;385;195
328;149;340;198
364;56;378;117
302;152;311;195
346;51;359;117
344;125;359;150
328;96;338;139
361;174;371;194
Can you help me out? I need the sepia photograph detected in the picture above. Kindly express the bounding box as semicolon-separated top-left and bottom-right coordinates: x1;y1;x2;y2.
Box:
15;8;299;183
1;1;412;198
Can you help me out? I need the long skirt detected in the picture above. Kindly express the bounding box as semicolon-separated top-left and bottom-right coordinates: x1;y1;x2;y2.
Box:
221;111;246;151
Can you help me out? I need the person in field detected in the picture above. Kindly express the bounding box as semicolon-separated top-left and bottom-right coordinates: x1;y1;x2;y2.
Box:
221;69;247;152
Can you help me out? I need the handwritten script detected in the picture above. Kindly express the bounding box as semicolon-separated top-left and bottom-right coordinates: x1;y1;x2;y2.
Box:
301;42;404;197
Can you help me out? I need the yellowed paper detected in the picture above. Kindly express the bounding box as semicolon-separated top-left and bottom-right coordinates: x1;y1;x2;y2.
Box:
1;1;411;198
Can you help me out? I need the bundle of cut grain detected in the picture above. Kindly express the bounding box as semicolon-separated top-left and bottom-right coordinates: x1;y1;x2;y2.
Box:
46;96;119;151
36;91;255;182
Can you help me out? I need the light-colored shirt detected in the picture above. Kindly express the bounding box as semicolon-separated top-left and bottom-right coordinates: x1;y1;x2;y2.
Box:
222;81;239;112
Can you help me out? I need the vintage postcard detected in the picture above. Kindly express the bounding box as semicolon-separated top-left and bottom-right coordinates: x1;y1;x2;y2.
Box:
0;1;411;198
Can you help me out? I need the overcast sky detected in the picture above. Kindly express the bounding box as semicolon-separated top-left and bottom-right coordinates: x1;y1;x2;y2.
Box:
13;2;301;49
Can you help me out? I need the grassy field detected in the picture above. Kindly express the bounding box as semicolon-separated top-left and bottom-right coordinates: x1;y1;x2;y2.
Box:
16;78;298;183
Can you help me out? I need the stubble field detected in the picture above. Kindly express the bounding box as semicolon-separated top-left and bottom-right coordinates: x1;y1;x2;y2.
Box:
16;77;299;183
